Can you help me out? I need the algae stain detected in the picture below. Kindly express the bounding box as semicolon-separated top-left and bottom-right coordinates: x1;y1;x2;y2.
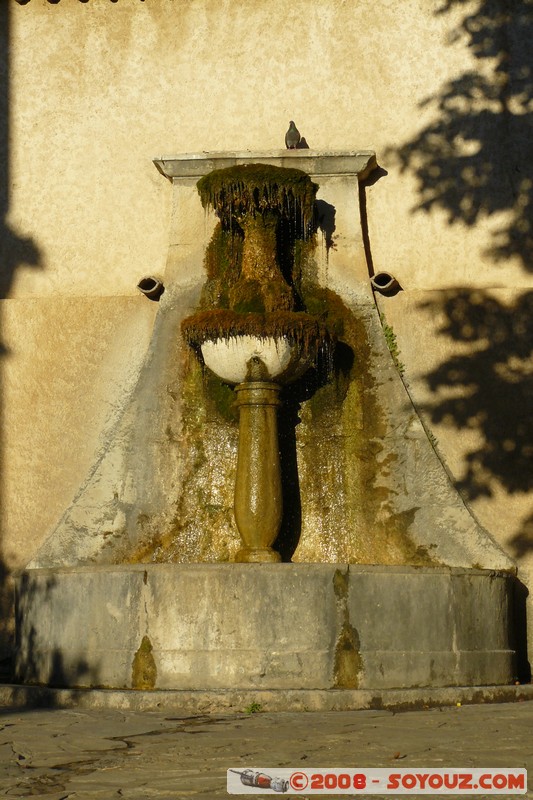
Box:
204;372;238;424
296;290;440;566
333;569;362;689
334;620;363;689
295;294;386;562
132;354;238;564
333;567;349;600
383;508;441;567
131;635;157;690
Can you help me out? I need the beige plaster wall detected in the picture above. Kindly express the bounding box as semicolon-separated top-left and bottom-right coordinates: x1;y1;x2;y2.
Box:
7;0;530;297
1;0;531;617
1;296;157;568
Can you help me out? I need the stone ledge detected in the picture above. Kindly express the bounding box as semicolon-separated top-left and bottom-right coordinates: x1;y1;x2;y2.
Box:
153;150;378;181
16;562;515;577
0;683;531;714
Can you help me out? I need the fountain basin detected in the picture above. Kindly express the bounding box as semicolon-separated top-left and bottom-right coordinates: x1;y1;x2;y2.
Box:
182;309;333;385
201;335;306;384
15;564;515;691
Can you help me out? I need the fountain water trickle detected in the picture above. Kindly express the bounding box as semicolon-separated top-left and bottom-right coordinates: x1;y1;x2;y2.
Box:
181;164;334;562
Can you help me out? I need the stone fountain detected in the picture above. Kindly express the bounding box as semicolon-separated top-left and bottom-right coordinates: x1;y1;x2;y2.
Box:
180;163;333;564
13;151;518;705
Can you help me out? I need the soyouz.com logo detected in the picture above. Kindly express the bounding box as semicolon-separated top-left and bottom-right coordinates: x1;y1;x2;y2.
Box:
227;767;527;794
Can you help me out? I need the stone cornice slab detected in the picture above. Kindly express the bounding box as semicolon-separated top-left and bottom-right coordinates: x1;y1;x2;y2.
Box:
153;150;377;181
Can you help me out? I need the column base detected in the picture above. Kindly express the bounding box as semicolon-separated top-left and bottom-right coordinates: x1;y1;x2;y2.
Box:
234;547;282;563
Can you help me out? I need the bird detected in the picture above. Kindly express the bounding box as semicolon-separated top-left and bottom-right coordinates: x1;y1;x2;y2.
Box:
285;120;301;149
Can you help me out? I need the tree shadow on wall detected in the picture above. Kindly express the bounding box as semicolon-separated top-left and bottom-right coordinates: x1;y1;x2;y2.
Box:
419;289;533;537
0;3;42;680
0;3;41;297
417;288;532;682
390;0;532;271
14;571;101;702
387;1;532;679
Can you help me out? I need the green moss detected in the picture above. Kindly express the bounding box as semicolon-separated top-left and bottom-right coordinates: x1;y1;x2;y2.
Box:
181;309;334;368
196;166;320;321
295;296;441;566
181;361;208;433
295;288;363;419
229;279;263;312
197;163;318;230
204;222;243;280
244;702;263;714
228;278;294;313
204;372;238;423
200;222;243;310
301;284;348;338
380;314;405;376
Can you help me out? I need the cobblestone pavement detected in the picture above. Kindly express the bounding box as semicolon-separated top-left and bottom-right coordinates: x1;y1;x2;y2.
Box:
0;701;531;799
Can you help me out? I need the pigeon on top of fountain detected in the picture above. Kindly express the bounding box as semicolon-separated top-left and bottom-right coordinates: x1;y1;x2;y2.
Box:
285;121;301;149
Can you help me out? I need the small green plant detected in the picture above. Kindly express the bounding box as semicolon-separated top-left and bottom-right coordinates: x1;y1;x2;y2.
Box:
244;701;263;714
380;314;405;376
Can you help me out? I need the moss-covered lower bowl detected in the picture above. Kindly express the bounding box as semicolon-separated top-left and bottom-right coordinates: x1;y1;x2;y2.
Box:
181;310;333;384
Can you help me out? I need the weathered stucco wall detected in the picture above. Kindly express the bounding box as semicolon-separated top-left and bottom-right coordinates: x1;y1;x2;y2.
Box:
7;0;531;296
1;0;531;666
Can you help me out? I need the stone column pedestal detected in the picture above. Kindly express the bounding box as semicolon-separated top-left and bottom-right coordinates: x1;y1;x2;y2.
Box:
233;380;282;563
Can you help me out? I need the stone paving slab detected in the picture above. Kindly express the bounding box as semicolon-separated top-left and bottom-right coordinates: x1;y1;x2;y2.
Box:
0;701;531;799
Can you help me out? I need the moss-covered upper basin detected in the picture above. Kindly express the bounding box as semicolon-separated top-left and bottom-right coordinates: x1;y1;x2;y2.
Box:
197;163;318;229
